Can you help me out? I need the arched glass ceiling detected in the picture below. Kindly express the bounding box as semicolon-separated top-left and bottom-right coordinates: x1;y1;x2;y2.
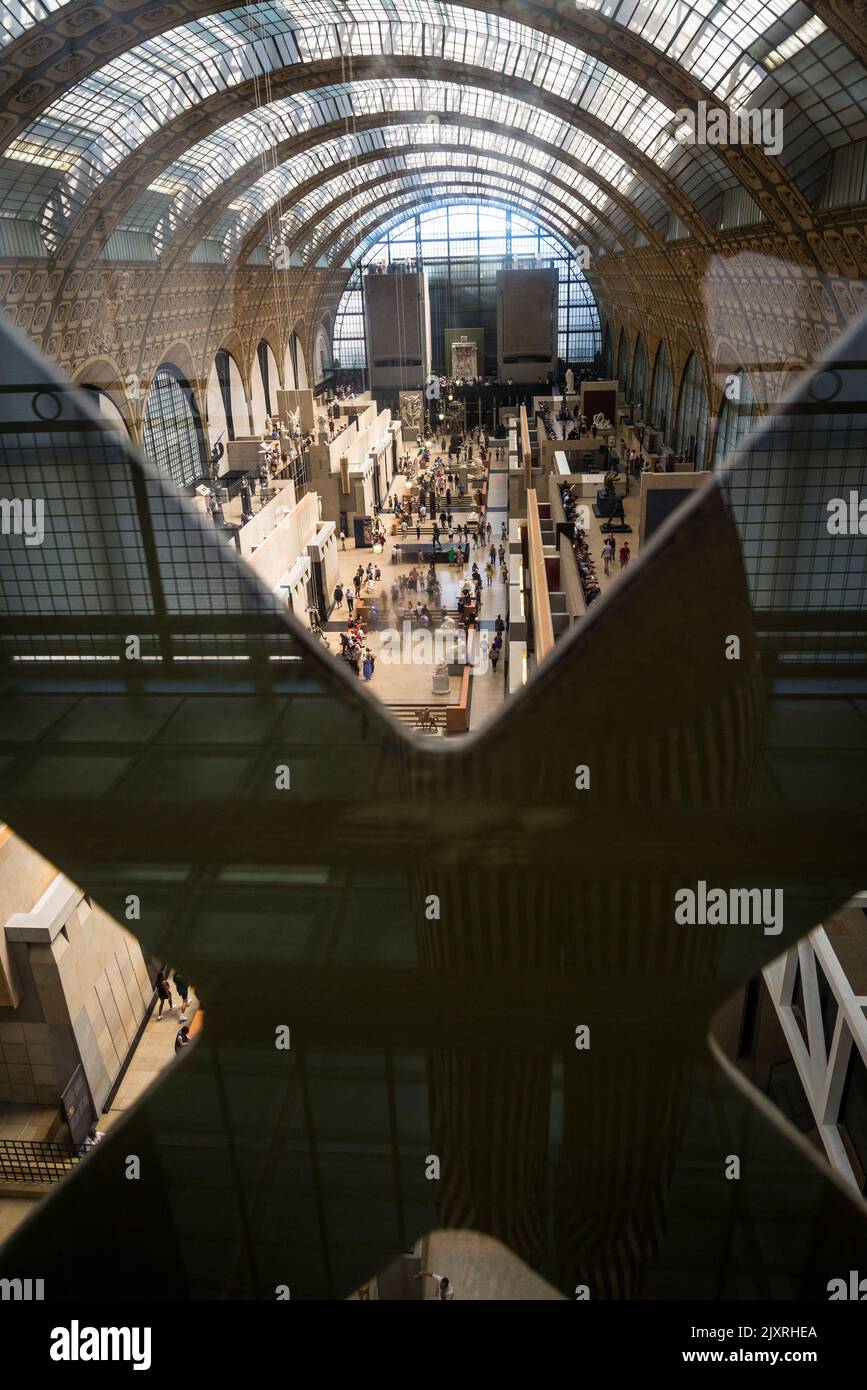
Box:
575;0;793;104
243;133;630;251
125;115;653;263
276;160;611;264
4;3;735;245
117;79;664;255
281;172;590;268
204;147;619;267
3;0;861;148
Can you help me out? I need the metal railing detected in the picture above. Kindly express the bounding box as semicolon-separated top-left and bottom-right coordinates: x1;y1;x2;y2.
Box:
0;1138;81;1184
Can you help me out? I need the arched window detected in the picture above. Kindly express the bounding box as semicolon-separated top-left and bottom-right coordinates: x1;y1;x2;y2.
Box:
333;204;600;373
314;324;332;384
617;330;630;396
714;370;758;468
142;366;206;490
256;340;279;417
79;383;128;436
649;341;673;436
214;348;249;441
674;354;709;468
293;333;309;388
632;336;648;414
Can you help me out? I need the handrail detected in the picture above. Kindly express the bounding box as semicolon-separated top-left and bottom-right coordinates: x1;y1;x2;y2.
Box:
0;1137;80;1184
519;404;532;489
526;488;555;664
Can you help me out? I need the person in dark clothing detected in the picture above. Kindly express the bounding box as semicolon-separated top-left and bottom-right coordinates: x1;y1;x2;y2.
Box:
173;973;190;1022
175;1024;191;1055
155;966;173;1020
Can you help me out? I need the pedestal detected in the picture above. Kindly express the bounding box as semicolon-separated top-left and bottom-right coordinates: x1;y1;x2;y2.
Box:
432;662;450;695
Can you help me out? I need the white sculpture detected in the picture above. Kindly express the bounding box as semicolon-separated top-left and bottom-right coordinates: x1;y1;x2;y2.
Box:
566;368;574;394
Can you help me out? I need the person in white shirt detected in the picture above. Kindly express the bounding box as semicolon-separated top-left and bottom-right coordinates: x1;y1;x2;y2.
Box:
417;1271;454;1300
79;1125;105;1154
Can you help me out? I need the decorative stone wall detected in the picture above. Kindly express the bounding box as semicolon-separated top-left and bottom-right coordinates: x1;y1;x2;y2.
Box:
587;207;867;455
0;258;346;441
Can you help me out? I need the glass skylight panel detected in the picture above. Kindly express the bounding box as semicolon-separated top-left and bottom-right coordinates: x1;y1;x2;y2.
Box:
577;0;847;118
0;0;65;47
764;16;827;71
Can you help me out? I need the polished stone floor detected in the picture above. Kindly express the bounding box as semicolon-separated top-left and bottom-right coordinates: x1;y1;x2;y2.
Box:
420;1230;563;1300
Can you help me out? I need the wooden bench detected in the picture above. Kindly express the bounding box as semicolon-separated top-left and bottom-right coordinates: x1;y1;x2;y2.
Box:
446;666;472;734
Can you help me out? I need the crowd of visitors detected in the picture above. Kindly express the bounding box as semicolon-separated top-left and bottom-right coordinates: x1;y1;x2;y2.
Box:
561;485;602;606
324;425;511;685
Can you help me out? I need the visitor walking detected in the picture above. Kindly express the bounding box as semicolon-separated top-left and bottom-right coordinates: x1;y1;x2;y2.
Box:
155;966;173;1020
619;541;631;570
417;1271;454;1300
173;973;190;1023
